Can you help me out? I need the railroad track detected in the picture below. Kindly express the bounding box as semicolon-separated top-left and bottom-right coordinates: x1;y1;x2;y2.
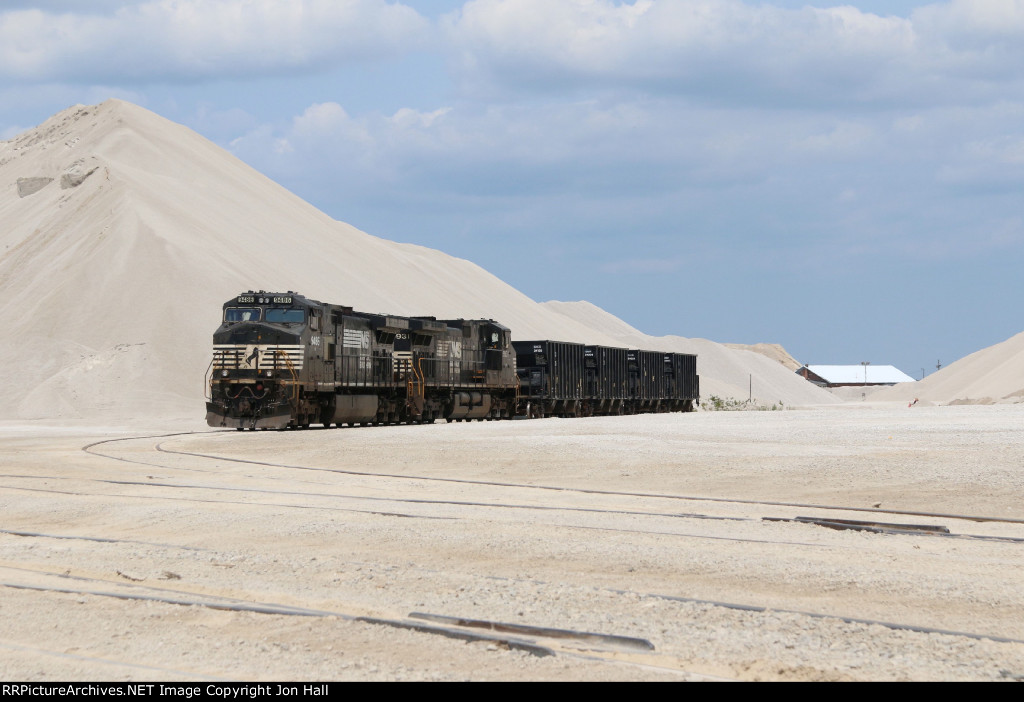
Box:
7;474;1021;551
0;564;726;680
2;550;1022;682
1;427;1021;679
78;431;1024;540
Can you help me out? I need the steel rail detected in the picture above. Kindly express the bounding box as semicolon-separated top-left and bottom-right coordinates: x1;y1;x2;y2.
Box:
151;434;1024;527
1;470;747;525
72;432;1024;543
409;612;654;652
0;580;555;658
0;577;725;679
0;483;455;521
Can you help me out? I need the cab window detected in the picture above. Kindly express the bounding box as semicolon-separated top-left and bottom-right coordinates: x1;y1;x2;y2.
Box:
265;308;305;324
225;307;260;322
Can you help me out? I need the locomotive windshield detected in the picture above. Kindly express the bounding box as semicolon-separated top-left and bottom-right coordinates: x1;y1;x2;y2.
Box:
265;308;305;324
225;307;260;322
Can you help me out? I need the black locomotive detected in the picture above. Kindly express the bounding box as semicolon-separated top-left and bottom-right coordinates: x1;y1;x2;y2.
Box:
206;291;698;430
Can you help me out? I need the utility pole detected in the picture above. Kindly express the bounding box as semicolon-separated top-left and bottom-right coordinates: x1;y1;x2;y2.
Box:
861;361;870;385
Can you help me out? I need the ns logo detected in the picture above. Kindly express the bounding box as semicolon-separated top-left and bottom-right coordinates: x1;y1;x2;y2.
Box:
242;345;263;369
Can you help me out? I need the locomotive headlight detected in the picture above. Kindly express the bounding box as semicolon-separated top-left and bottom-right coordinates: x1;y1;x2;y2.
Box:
265;370;273;377
220;370;229;377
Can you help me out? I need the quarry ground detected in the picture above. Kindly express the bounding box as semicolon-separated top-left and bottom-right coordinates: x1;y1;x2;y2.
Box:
1;404;1023;681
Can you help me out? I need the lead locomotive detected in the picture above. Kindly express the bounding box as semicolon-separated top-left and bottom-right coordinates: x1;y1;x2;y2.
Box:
206;291;698;430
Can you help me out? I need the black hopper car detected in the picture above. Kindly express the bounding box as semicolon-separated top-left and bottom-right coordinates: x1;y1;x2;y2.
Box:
514;341;699;418
206;291;699;430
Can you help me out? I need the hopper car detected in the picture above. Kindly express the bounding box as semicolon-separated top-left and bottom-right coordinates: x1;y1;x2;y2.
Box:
205;291;698;430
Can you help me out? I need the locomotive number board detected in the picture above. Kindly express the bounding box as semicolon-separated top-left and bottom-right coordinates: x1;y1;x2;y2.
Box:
237;295;294;305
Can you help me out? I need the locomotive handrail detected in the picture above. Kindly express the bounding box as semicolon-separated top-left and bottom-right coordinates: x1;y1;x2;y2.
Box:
404;356;426;417
415;357;426;396
204;358;213;402
273;349;300;410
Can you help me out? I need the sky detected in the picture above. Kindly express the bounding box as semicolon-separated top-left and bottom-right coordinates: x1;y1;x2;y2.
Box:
2;0;1023;378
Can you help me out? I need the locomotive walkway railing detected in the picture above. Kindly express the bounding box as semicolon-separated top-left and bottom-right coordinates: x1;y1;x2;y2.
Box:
271;350;300;411
330;353;511;390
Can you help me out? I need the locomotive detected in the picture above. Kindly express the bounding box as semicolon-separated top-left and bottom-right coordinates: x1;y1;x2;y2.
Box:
205;291;698;430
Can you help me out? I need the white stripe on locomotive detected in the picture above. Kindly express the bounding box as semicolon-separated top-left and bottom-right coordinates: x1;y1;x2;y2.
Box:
212;344;304;370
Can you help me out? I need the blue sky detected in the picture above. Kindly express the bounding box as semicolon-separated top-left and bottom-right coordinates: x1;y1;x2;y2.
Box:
3;0;1022;377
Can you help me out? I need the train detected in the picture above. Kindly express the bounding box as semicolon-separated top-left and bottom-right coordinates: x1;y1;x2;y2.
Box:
205;291;699;430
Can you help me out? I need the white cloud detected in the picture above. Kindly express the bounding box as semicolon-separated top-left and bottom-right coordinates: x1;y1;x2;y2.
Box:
388;106;452;129
965;135;1024;165
0;0;428;82
443;0;1024;108
1;1;138;10
223;90;1024;276
914;0;1024;42
229;96;864;215
291;102;365;141
797;122;876;154
8;1;1024;111
893;114;924;131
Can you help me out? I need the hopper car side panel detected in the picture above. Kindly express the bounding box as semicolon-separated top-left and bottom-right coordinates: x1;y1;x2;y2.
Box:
516;341;697;417
513;340;586;418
